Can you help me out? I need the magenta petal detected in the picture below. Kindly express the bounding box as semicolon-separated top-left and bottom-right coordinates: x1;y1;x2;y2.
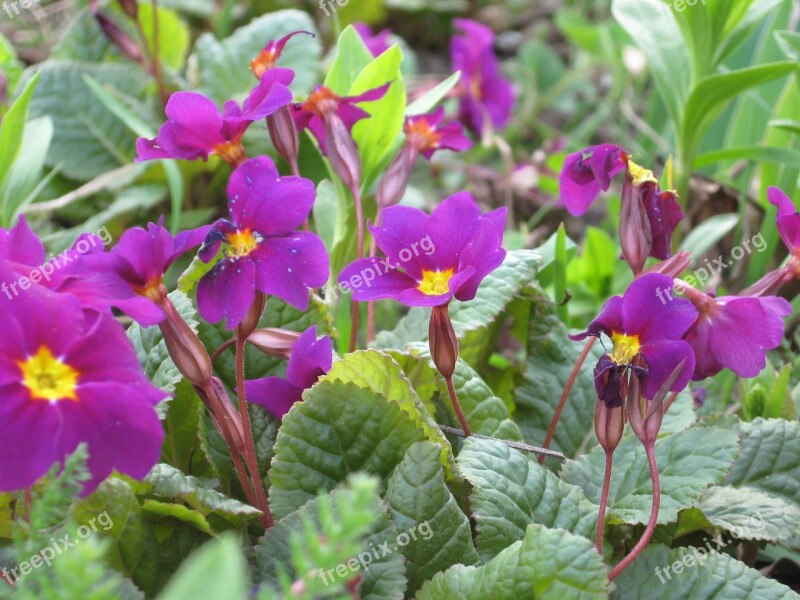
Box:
285;326;332;389
338;258;417;302
135;137;173;161
454;217;505;301
560;144;627;216
426;192;483;268
369;207;430;279
768;186;800;249
622;273;697;342
240;68;294;120
246;377;302;420
686;322;724;380
345;82;391;104
197;257;257;327
0;215;46;266
638;339;695;400
571;295;624;341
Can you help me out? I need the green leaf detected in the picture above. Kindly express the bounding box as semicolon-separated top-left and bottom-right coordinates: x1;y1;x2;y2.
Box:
51;8;118;63
0;116;53;227
268;381;429;519
160;380;213;477
774;29;800;61
137;3;190;71
26;61;150;180
0;71;39;191
457;437;597;561
679;213;739;256
513;287;604;457
384;442;479;593
141;500;213;536
193;10;320;104
416;523;608;600
695;145;800;169
324;350;456;476
406;71;461;115
324;25;374;95
611;543;798;599
696;485;800;548
554;222;569;323
562;427;739;525
156;535;249;600
0;33;23;95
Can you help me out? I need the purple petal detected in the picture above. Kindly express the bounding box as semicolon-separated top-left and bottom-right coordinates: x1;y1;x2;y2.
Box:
245;377;302;419
638;339;695;400
338;257;419;302
369;206;431;279
426;191;484;269
0;215;46;266
286;326;332;389
622;273;697;342
559;144;627;216
197;257;257;327
344;82;392;105
570;295;624;341
240;68;294;119
453;214;506;301
643;189;683;260
768;186;800;250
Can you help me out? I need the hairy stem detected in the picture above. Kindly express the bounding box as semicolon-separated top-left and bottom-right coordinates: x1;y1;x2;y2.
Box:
608;443;660;581
539;336;597;463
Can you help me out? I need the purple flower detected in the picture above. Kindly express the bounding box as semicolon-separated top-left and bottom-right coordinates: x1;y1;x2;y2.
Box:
74;219;210;326
338;192;506;307
769;186;800;255
0;215;46;270
136;69;294;165
291;83;390;156
244;326;332;419
404;107;473;159
0;277;165;495
197;156;329;328
559;144;628;217
679;285;791;380
353;22;392;57
250;30;313;78
450;18;514;135
572;274;698;404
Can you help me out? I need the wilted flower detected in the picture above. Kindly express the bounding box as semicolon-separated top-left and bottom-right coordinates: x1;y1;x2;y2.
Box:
338;192;506;307
571;273;697;405
244;326;332;419
353;22;392;57
197;156;328;328
0;279;165;495
678;283;791;380
450;18;514;136
136;70;294;165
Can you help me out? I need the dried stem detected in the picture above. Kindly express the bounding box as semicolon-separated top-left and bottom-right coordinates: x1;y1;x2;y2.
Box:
437;425;565;459
539;336;597;463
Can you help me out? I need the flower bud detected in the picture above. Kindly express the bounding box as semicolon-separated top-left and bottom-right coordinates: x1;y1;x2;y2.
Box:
158;299;213;389
620;169;655;276
95;12;143;63
594;397;625;453
117;0;138;19
247;327;300;359
324;112;362;194
429;303;459;379
640;250;691;279
236;292;267;340
267;105;300;174
376;143;419;209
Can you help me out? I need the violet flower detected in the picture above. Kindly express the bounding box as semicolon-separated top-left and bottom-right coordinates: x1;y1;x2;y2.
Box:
136;69;294;165
571;273;698;405
244;326;332;419
450;18;514;136
0;277;165;495
250;30;313;78
353;22;392;57
338;191;506;307
197;156;328;328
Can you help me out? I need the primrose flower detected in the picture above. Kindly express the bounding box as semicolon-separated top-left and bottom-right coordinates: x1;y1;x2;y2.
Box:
338;192;506;307
678;284;791;380
450;18;514;136
572;273;697;405
353;22;392;57
769;186;800;272
197;156;328;328
0;279;165;495
244;326;332;419
250;30;312;78
376;108;473;208
136;69;294;165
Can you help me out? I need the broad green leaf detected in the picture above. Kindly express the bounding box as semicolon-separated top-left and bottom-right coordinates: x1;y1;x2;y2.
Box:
324;25;374;95
457;437;596;561
774;29;800;61
416;524;608;600
566;226;616;298
268;381;429;519
513;287;604;458
724;418;800;506
611;543;798;599
679;213;739;256
0;116;53;227
715;0;787;66
0;71;39;190
156;535;249;600
138;3;190;71
324;351;456;476
384;442;479;593
697;485;800;548
406;71;461;116
192;10;320;104
26;61;150;180
72;478;160;594
141;500;213;536
562;427;739;525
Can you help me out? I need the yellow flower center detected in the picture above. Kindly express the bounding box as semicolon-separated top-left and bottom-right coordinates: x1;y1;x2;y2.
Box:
418;269;454;296
610;332;641;365
213;139;246;166
627;159;658;186
404;118;442;153
18;346;80;402
227;229;259;257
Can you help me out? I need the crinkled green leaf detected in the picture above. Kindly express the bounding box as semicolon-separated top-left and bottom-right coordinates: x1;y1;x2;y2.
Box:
141;500;213;536
457;437;596;561
269;381;429;519
416;523;608;600
562;427;739;525
611;544;798;600
384;442;478;593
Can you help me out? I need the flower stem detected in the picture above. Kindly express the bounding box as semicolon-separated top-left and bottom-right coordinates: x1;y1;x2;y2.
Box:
444;376;472;436
349;188;366;352
607;443;660;581
596;449;614;555
664;391;679;413
539;336;597;463
235;334;273;528
366;210;383;344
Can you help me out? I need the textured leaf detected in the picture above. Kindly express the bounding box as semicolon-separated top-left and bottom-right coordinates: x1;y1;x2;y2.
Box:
268;381;429;519
416;523;608;600
26;61;150;180
611;544;799;600
138;3;190;71
562;427;739;525
384;442;478;593
192;10;320;104
141;500;213;536
457;437;596;561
